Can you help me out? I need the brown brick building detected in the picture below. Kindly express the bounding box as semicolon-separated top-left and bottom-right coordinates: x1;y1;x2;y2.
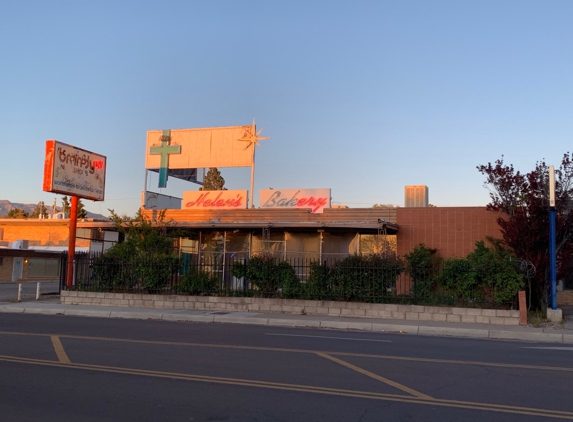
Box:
396;207;502;259
0;219;114;282
0;207;503;289
4;207;569;305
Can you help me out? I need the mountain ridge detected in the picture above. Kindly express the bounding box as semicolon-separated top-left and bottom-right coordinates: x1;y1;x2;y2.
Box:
0;200;108;220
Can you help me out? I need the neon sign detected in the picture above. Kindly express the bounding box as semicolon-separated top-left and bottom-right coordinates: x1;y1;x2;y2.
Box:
260;189;331;213
182;190;248;210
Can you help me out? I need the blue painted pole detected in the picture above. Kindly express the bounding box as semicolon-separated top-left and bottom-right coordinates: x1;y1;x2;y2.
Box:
549;208;557;310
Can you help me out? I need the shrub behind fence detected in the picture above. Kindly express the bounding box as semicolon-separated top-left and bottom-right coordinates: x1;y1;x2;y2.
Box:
62;252;519;309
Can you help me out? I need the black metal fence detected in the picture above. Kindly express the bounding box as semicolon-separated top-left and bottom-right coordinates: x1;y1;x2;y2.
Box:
61;252;520;309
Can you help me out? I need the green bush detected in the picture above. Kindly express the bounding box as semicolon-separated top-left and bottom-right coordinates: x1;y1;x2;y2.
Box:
91;254;133;291
328;254;404;301
89;208;181;292
404;244;440;299
230;255;299;296
302;261;332;300
467;241;523;303
177;266;220;295
277;261;301;297
135;254;180;291
439;257;480;301
91;252;179;292
437;241;524;304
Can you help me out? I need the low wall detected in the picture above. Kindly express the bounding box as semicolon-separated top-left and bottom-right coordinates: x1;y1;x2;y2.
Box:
61;291;521;326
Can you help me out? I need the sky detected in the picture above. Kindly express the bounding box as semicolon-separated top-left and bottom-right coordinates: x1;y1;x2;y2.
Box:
1;0;572;217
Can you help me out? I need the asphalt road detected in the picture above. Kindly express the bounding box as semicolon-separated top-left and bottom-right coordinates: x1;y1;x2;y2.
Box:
1;313;572;421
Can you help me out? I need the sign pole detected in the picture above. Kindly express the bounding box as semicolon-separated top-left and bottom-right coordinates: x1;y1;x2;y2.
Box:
550;208;557;309
549;165;557;310
250;156;255;209
249;121;256;208
66;196;78;288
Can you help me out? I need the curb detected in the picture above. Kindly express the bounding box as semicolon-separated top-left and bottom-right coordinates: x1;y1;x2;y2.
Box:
0;305;570;344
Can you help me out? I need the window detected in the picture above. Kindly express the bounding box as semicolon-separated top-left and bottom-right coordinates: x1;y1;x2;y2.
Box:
359;234;397;256
91;229;105;242
27;258;60;278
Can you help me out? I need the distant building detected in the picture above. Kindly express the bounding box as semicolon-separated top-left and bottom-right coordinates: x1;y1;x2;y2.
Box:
404;185;429;207
0;219;117;282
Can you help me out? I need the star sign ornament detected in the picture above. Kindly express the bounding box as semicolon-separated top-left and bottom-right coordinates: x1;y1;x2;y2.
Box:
238;119;271;151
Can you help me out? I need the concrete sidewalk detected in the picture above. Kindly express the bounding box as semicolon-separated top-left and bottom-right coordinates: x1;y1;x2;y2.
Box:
1;299;573;344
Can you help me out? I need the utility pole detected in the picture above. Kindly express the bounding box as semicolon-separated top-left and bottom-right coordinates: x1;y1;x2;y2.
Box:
549;165;556;310
546;165;563;323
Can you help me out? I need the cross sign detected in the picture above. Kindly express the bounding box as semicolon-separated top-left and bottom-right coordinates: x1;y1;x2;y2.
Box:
150;130;181;188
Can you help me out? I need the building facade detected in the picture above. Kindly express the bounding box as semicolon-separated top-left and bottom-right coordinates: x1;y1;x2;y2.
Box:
0;207;502;294
404;185;429;207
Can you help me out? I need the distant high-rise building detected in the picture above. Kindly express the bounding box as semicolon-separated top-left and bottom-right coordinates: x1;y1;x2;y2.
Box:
405;185;429;207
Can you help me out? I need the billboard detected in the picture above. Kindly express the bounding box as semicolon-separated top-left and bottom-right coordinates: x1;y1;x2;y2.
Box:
259;188;331;213
182;190;248;210
141;191;182;210
146;125;256;171
43;140;107;201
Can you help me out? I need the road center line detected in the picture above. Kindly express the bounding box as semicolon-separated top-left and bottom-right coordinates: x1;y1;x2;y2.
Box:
3;331;573;373
0;354;571;419
265;333;392;342
50;335;71;364
316;352;433;400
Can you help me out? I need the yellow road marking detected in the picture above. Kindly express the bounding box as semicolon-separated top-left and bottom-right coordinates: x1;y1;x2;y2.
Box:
316;352;433;399
0;354;572;420
50;336;71;364
0;330;571;374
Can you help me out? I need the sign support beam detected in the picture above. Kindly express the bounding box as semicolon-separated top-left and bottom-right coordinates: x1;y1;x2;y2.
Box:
66;196;78;288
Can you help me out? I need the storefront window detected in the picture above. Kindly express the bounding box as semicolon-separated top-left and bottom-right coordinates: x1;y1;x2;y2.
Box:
359;234;397;256
27;258;60;278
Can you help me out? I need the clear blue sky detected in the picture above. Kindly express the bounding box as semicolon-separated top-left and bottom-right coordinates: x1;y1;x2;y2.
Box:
2;0;572;216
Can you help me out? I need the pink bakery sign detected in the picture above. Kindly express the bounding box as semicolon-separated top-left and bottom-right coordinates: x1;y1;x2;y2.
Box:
182;190;248;210
259;188;331;213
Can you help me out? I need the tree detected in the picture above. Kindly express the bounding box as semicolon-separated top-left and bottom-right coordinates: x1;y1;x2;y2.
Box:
62;196;88;218
7;208;29;219
77;200;88;219
199;168;226;191
477;154;573;308
62;196;70;214
91;209;179;291
372;204;397;208
31;201;48;219
404;244;440;298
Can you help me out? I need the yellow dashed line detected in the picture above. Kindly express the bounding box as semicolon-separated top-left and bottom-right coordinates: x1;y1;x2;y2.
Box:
316;352;433;399
50;335;71;364
0;354;572;419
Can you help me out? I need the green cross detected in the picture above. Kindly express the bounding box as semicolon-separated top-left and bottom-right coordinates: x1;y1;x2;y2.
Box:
150;134;181;188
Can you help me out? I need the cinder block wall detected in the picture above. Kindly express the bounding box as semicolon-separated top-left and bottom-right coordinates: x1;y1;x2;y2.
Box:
61;291;521;326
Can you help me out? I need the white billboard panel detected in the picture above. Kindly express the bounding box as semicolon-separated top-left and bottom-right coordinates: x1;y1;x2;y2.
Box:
141;191;182;210
146;125;255;170
259;189;331;213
